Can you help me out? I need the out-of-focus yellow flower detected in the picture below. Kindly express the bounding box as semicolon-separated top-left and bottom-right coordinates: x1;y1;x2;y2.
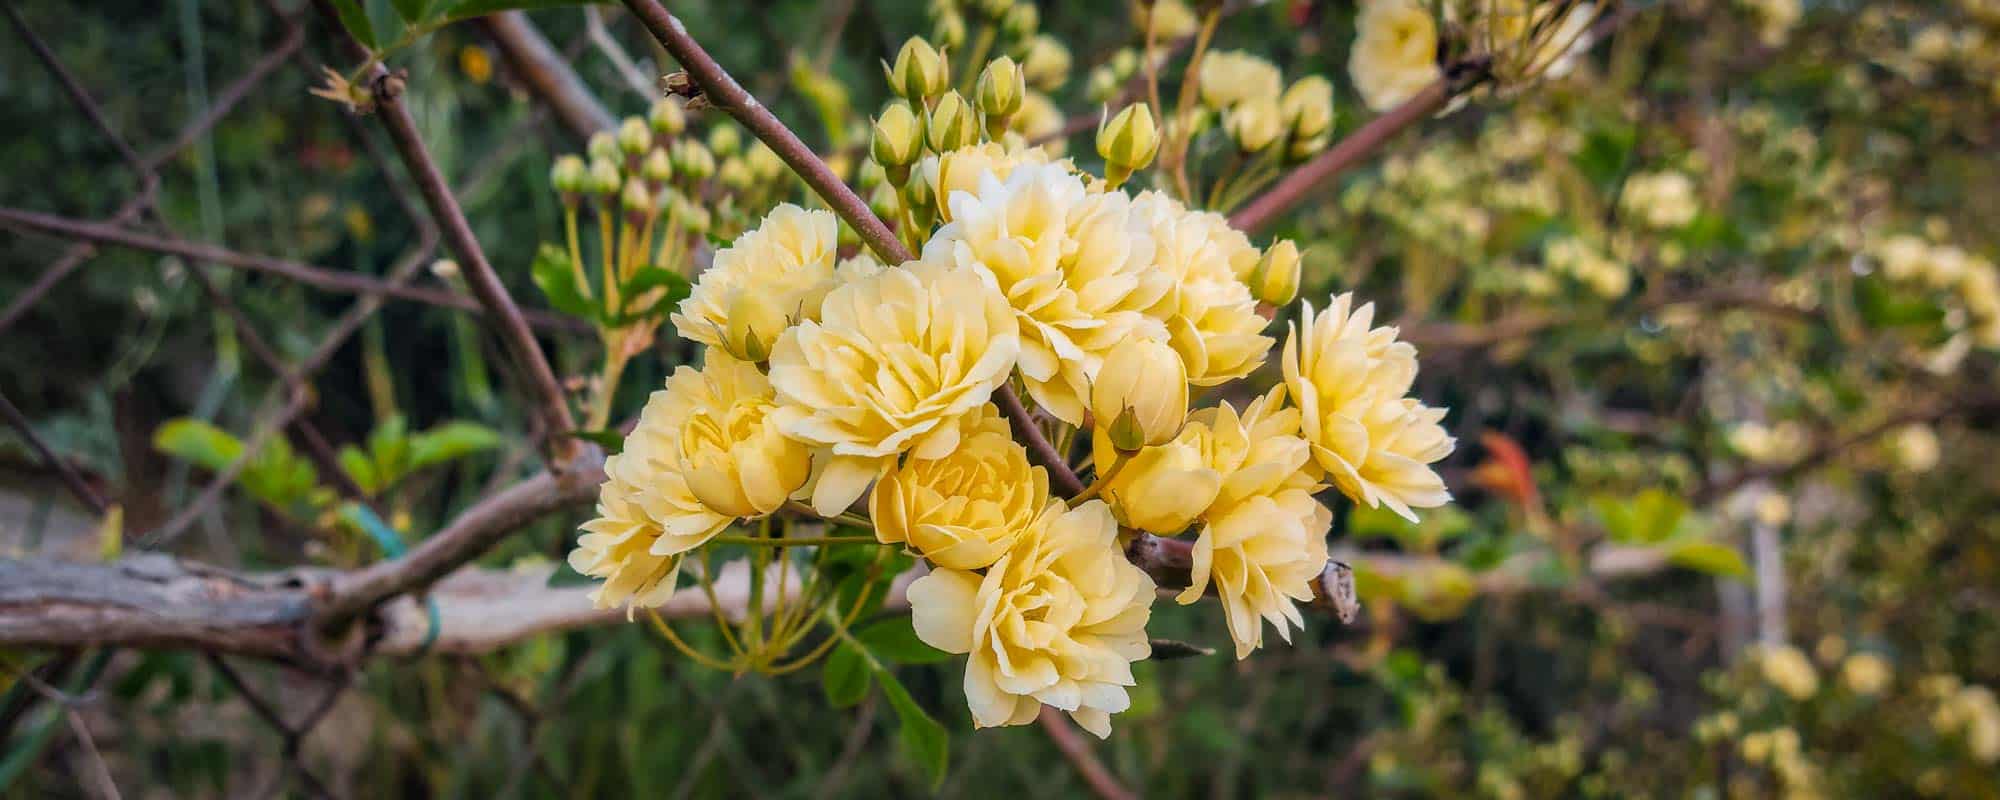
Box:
1742;0;1801;47
908;500;1154;738
1280;76;1336;141
649;98;687;136
1224;96;1285;153
926;162;1172;425
1136;0;1199;41
1283;294;1454;520
1893;423;1941;472
1090;337;1189;450
871;408;1046;569
1199;50;1283;110
672;204;839;352
1350;0;1442;112
1621;171;1700;229
1757;644;1822;700
768;257;1020;515
1018;35;1072;91
458;45;493;84
1130;191;1275;386
1841;652;1894;696
666;355;814;519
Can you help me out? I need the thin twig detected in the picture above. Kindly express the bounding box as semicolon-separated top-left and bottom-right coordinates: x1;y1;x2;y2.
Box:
1035;707;1137;800
0;389;109;514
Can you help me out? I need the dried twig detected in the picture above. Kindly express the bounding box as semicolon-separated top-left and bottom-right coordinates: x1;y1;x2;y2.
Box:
481;11;616;137
0;389;108;514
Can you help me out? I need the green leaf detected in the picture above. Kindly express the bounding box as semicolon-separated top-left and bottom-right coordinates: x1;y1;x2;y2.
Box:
821;643;872;708
439;0;605;24
855;617;951;665
531;243;598;321
876;669;949;789
339;445;382;495
615;266;693;321
152;419;245;473
328;0;378;49
1592;488;1690;545
367;414;412;489
408;421;502;471
565;428;626;455
1668;540;1750;579
391;0;431;23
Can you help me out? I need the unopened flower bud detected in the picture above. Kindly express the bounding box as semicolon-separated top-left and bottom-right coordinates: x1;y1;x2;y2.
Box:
976;57;1026;121
1002;3;1038;39
974;0;1014;20
648;98;687;136
884;37;950;103
671;139;716;181
1288;132;1330;162
1280;75;1335;140
429;258;460;279
926;91;980;152
707;124;741;158
641;149;673;184
620;178;653;217
1225;97;1284;153
1110;48;1140;81
932;10;967;49
1018;35;1071;92
1097;103;1160;187
745;141;783;180
587;131;619;162
871;101;925;182
549;154;587;195
617;116;652;158
1250;240;1301;306
1091;337;1188;450
587;157;622;195
869;181;903;222
718;157;754;190
1086;67;1121;103
724;290;789;363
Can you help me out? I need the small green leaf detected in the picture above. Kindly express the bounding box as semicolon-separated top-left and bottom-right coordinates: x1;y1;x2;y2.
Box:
339;445;382;495
390;0;430;23
1668;540;1750;579
1592;488;1691;545
531;243;598;320
367;414;412;489
856;617;951;665
152;419;244;473
565;428;626;455
822;643;872;708
876;669;948;789
408;421;502;471
328;0;378;49
604;266;692;326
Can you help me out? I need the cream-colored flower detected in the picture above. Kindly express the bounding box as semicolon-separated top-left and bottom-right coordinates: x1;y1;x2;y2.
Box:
908;500;1155;738
672;204;839;350
667;355;814;519
1757;644;1822;700
569;385;737;611
1090;337;1189;449
1175;390;1331;658
1620;171;1700;229
768;257;1020;515
870;407;1047;569
919;141;1063;224
1199;50;1283;110
1841;652;1893;696
1283;294;1454;520
1129;191;1274;386
1350;0;1443;112
927;162;1172;424
1013;91;1067;155
1136;0;1199;41
1098;429;1221;535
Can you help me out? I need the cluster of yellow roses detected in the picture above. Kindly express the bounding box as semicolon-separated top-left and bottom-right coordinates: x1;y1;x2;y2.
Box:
569;135;1452;735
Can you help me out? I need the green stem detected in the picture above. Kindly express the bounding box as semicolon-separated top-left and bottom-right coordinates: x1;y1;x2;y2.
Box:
563;206;591;300
1071;452;1128;503
960;24;996;93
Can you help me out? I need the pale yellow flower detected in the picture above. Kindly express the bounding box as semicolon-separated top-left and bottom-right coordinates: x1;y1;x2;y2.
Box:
927;162;1173;424
1090;337;1189;449
1350;0;1443;112
1136;0;1199;41
1757;644;1822;700
1841;652;1893;696
1130;191;1274;386
1283;294;1454;520
672;204;839;350
908;500;1155;738
768;257;1020;515
1013;91;1067;155
1620;171;1700;229
870;407;1047;570
919;141;1063;224
1199;50;1283;110
667;355;814;519
1098;429;1221;535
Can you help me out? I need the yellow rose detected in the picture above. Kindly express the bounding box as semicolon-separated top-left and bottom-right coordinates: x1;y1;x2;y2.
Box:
672;204;839;351
1224;96;1285;153
768;257;1020;515
1283;294;1454;520
1130;191;1274;386
918;141;1062;224
927;162;1174;424
1090;337;1188;450
908;500;1155;738
1350;0;1443;112
1841;653;1893;696
870;408;1047;570
668;355;814;519
1756;644;1822;700
1198;50;1283;110
1100;431;1221;534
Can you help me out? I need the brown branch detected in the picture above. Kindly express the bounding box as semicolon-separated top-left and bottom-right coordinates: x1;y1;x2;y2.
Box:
0;389;107;514
480;11;615;139
0;207;585;333
1036;707;1138;800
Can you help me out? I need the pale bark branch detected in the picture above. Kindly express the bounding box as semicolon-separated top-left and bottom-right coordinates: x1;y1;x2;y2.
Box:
481;10;616;138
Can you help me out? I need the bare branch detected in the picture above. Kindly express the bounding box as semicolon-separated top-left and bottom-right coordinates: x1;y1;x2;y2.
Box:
0;389;108;514
1036;707;1138;800
481;11;616;138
